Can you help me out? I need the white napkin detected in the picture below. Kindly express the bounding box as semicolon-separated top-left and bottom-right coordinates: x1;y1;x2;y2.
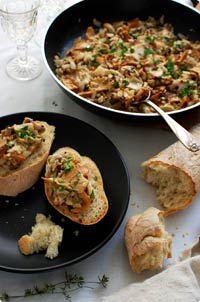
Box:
101;256;200;302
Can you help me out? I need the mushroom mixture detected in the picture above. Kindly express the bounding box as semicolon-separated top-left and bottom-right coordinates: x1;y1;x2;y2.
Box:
54;16;200;113
43;154;96;213
0;117;45;174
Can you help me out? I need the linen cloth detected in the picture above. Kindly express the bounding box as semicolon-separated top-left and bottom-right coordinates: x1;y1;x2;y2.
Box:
101;255;200;302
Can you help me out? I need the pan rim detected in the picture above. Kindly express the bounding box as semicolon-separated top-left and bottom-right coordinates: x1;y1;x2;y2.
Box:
42;0;200;118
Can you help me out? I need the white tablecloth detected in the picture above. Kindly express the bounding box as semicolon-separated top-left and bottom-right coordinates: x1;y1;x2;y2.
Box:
0;0;199;301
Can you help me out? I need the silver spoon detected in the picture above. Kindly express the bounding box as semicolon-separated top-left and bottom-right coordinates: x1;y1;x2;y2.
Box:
138;92;200;152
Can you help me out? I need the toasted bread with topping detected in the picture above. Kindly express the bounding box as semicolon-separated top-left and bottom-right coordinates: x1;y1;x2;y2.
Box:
0;117;55;196
43;147;109;225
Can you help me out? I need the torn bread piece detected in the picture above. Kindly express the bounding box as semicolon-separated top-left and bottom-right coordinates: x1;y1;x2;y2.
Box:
125;207;172;273
18;213;63;259
43;147;109;225
0;117;55;196
141;124;200;214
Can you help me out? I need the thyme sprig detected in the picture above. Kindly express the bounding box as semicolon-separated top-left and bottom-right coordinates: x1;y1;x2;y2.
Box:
0;272;109;301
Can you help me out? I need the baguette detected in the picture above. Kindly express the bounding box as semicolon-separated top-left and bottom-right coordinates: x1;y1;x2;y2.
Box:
43;147;109;225
141;124;200;214
0;117;55;196
125;207;172;273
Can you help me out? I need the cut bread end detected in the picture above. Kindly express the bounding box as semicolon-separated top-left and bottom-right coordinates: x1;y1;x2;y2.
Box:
125;207;172;273
131;236;172;273
142;161;195;213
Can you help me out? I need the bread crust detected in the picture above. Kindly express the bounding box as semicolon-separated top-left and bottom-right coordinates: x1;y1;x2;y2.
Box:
44;147;109;225
0;119;55;196
142;124;200;213
125;207;172;273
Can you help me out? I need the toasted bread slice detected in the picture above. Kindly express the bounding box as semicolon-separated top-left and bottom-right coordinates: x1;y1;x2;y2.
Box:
0;117;55;196
43;147;109;225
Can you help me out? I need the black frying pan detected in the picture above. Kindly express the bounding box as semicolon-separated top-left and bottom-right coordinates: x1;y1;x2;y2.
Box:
43;0;200;122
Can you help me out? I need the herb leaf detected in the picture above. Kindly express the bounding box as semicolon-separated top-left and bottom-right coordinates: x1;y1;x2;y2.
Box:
144;47;154;57
63;157;74;172
15;126;36;139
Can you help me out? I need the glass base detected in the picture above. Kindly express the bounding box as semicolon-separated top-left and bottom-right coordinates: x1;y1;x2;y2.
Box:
6;56;42;81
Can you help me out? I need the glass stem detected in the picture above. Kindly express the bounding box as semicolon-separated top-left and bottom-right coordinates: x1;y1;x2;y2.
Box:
17;45;28;66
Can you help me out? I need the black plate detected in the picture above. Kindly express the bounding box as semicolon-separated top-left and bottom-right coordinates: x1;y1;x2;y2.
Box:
0;112;130;273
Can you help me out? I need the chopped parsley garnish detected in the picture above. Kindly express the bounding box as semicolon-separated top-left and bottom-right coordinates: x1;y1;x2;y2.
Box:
63;157;74;172
85;46;93;51
152;58;160;65
104;39;112;44
91;56;100;67
175;42;183;49
98;48;108;54
163;37;174;46
90;190;95;199
5;141;14;147
58;186;65;191
144;47;154;57
72;173;81;186
145;35;157;42
15;126;36;139
129;31;139;39
178;81;197;98
166;59;175;73
118;43;128;58
109;45;118;53
163;59;179;79
122;79;129;87
180;64;188;72
94;176;98;181
113;81;119;88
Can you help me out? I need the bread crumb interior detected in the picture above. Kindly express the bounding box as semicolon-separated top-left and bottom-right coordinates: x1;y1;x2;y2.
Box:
143;163;194;210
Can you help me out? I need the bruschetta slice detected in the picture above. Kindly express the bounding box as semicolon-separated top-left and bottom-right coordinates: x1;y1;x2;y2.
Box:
43;147;109;225
0;117;55;196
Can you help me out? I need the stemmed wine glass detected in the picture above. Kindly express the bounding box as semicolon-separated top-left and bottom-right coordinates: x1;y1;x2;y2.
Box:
41;0;65;20
0;0;42;81
35;0;65;46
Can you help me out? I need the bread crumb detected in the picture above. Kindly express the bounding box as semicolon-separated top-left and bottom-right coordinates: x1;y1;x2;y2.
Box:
73;230;79;237
18;213;63;259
